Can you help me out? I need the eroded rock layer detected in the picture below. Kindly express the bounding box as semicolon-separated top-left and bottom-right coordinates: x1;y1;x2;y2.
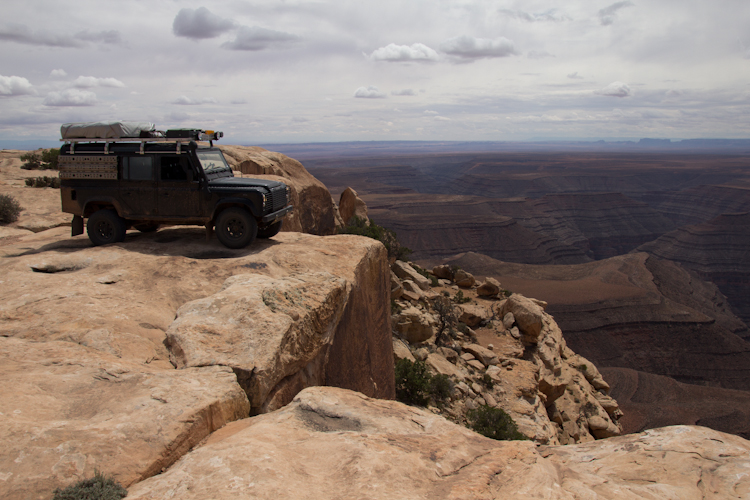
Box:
127;386;750;500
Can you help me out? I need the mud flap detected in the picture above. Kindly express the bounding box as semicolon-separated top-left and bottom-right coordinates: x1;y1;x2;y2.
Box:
71;215;84;236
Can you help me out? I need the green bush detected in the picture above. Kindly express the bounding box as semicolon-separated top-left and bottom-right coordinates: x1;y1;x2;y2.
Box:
467;405;528;441
52;471;127;500
20;152;41;169
395;358;431;406
20;149;59;170
25;176;60;188
0;194;22;223
429;373;453;405
339;216;412;261
453;290;470;304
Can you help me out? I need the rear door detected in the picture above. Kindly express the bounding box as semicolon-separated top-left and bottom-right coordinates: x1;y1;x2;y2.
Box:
157;154;203;218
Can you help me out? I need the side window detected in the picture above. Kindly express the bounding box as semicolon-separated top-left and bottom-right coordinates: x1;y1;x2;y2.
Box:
123;156;153;181
160;156;189;181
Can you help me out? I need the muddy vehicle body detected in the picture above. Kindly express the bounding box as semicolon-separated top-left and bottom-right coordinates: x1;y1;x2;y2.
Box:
59;122;293;248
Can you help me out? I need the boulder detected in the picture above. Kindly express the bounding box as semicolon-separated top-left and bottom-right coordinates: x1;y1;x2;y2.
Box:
393;306;436;344
501;294;544;342
392;261;432;291
454;269;475;288
463;343;499;367
401;279;425;299
392;339;415;362
432;264;454;280
503;311;515;330
128;388;750;500
219;146;337;235
338;187;369;226
426;353;465;379
390;270;403;300
477;277;501;296
457;303;490;328
0;337;250;500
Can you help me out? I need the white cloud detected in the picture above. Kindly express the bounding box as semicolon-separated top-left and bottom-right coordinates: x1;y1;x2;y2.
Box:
173;7;235;39
49;69;67;78
0;75;36;96
369;43;439;62
73;30;122;45
172;95;218;105
499;9;570;23
567;72;584;80
434;116;451;121
221;26;299;51
595;81;633;97
424;110;438;115
391;89;417;96
598;1;634;26
354;86;386;98
73;76;125;88
440;35;518;59
43;89;97;106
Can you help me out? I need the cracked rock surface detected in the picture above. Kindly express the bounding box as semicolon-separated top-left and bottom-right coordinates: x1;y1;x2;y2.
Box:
128;386;750;500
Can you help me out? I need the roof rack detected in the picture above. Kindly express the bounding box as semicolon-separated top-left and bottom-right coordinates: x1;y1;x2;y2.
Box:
60;130;223;155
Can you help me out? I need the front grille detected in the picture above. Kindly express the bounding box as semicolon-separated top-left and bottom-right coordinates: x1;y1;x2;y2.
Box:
267;185;288;212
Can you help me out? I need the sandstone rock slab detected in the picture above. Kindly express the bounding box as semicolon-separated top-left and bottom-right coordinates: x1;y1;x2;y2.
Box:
0;337;250;500
392;260;431;291
338;186;369;225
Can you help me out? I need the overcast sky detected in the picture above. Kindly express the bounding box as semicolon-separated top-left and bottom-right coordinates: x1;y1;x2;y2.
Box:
2;0;750;145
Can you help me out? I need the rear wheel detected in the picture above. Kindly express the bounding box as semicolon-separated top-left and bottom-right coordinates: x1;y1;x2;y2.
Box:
215;208;257;249
87;209;126;246
257;220;282;238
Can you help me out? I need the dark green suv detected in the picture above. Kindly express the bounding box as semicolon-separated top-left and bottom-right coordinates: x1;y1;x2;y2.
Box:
59;124;293;249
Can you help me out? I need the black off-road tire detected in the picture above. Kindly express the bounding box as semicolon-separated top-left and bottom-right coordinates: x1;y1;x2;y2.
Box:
133;222;160;233
257;220;283;239
87;209;126;246
215;208;257;249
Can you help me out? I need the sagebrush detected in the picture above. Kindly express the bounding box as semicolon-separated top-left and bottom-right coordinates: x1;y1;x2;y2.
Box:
467;405;528;441
52;470;127;500
20;149;59;170
0;194;22;223
338;216;412;261
25;176;60;188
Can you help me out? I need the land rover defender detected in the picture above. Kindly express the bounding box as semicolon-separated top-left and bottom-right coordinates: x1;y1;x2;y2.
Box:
59;121;293;249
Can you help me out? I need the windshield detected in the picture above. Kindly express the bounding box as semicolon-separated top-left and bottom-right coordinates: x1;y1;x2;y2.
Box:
196;150;230;173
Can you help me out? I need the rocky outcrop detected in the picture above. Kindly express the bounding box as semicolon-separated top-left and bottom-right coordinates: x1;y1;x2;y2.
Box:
388;264;622;445
127;386;750;500
0;225;394;499
0;337;250;499
338;187;369;225
219;145;338;235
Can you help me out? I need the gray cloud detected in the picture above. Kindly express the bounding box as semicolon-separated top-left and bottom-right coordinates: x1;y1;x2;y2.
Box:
173;7;235;39
595;81;632;97
73;76;126;88
221;26;299;51
567;72;584;79
392;89;417;96
49;69;67;78
354;86;386;98
73;30;122;45
172;95;218;105
43;89;97;106
370;43;439;62
0;24;122;47
440;35;518;59
527;50;555;59
500;9;570;22
0;75;36;96
598;1;634;26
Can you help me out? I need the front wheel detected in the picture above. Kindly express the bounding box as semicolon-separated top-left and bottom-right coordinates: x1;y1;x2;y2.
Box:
257;220;283;239
87;209;126;246
215;208;257;249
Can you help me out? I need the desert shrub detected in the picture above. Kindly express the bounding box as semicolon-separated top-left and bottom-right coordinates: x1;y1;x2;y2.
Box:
339;216;412;261
467;405;528;441
41;148;60;169
582;401;599;416
20;149;59;170
432;296;457;346
395;358;431;406
480;373;494;389
52;470;127;500
25;176;60;188
0;194;22;223
453;290;470;304
429;373;453;405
